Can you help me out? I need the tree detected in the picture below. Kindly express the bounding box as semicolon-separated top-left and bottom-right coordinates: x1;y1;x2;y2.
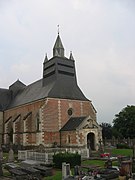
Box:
113;105;135;138
100;122;112;139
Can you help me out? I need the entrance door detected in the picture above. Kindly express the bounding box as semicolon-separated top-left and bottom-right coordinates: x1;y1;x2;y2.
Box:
87;133;95;150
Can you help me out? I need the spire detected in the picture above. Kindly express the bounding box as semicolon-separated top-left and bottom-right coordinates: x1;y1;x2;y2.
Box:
44;53;48;63
53;33;65;57
69;51;74;60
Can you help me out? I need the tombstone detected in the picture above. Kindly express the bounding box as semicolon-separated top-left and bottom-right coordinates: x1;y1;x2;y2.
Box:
127;137;131;148
8;148;14;162
120;160;132;177
62;162;67;180
132;144;135;173
99;139;104;154
105;159;112;169
87;139;92;157
82;176;90;180
0;161;3;177
0;148;3;161
66;163;70;176
74;165;80;176
45;153;48;163
62;162;70;180
38;144;45;153
112;136;116;147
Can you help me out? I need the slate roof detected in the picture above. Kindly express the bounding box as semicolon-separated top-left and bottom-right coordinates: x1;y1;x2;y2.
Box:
60;116;87;131
0;88;12;111
8;77;88;109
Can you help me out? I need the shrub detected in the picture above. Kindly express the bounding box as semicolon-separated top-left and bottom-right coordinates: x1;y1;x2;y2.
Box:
116;143;130;149
53;152;81;168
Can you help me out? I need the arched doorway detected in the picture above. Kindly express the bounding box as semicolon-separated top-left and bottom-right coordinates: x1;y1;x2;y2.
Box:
87;132;95;150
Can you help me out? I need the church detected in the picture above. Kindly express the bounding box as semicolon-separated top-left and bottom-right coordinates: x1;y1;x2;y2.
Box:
0;33;102;150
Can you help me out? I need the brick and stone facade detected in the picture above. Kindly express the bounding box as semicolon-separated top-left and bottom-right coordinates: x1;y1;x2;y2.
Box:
0;33;102;150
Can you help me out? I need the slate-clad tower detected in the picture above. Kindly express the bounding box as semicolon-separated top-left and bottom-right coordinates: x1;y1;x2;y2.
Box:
0;33;102;150
42;34;86;101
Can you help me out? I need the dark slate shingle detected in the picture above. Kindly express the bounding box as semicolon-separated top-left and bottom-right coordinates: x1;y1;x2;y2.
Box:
60;116;87;131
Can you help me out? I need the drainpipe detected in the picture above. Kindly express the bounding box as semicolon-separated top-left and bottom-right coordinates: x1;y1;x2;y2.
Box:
2;111;4;145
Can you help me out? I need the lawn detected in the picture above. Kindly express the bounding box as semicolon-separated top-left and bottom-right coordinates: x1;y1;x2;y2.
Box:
111;148;133;157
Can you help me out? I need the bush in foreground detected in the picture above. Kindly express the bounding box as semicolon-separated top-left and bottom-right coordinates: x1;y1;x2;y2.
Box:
53;152;81;169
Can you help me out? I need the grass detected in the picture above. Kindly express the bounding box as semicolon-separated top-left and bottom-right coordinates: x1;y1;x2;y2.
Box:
111;148;133;157
82;159;105;167
44;170;62;180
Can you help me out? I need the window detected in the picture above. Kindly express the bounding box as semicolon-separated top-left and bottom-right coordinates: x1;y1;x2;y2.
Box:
67;135;70;143
67;108;73;116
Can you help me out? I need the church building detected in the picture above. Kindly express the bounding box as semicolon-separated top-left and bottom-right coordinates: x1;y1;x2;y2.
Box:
0;33;102;150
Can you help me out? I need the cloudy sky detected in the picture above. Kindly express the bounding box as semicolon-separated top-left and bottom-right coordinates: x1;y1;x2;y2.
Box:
0;0;135;124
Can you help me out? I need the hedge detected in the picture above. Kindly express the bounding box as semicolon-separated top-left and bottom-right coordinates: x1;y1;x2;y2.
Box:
53;152;81;168
116;143;130;149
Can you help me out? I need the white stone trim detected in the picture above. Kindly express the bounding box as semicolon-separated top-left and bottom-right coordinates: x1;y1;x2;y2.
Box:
58;100;62;129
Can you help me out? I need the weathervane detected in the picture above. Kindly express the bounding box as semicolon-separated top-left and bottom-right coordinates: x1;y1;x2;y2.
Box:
57;24;60;35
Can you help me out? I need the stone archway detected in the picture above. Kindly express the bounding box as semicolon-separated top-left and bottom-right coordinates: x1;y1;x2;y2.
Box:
87;132;95;150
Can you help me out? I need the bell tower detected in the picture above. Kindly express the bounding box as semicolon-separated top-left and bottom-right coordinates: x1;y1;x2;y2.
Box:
42;33;87;101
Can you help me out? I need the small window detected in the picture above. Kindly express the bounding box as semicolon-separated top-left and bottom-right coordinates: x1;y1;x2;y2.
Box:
36;113;41;132
67;135;70;143
67;108;73;116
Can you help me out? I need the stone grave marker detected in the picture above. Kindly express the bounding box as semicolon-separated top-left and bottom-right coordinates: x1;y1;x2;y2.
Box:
8;148;14;162
62;162;71;180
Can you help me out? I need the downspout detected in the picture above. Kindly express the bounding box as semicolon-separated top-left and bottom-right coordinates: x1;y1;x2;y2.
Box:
2;111;4;144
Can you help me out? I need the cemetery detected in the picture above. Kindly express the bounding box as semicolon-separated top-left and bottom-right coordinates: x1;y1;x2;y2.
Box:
0;141;135;179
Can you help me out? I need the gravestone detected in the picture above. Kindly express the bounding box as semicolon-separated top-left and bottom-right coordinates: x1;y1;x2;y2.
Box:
87;139;92;157
0;148;3;161
99;139;104;154
62;162;71;180
37;144;45;152
45;153;48;163
105;159;112;169
74;165;80;176
132;144;135;174
8;148;14;162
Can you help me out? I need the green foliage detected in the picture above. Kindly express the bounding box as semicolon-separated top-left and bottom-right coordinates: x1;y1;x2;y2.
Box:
100;122;112;139
111;148;133;157
82;159;105;167
53;152;81;168
113;105;135;138
116;143;130;149
44;170;62;180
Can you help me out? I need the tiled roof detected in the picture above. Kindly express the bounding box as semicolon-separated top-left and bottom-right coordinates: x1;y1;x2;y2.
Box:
60;116;87;131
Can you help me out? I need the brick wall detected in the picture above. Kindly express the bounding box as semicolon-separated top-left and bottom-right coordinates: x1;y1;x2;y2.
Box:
3;97;97;147
4;100;44;145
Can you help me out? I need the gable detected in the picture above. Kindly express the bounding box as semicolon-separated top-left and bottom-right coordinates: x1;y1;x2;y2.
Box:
79;116;102;130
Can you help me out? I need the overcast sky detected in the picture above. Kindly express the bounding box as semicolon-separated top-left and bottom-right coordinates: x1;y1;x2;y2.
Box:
0;0;135;124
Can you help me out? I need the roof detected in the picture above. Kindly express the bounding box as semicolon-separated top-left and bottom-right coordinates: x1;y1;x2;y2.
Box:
0;88;12;111
8;76;88;109
53;34;64;49
53;34;65;57
60;116;87;131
